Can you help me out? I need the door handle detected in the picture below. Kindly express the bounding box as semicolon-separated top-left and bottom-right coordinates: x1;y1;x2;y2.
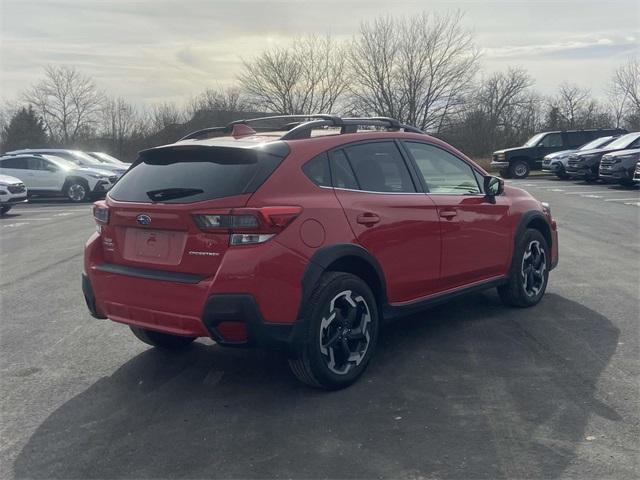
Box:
439;209;457;219
356;212;380;225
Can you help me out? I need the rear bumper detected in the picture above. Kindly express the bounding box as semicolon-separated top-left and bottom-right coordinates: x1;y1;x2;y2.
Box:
82;272;297;349
83;232;308;348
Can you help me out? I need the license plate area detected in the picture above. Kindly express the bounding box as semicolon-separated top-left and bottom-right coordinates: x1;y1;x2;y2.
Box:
122;228;186;265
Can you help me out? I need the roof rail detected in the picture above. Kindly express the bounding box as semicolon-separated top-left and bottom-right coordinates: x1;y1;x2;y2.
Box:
178;114;425;142
281;116;425;139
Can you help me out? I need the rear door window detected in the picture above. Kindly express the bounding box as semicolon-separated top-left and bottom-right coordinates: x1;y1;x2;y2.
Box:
341;141;416;193
329;150;359;190
0;157;29;169
566;131;588;146
108;145;287;203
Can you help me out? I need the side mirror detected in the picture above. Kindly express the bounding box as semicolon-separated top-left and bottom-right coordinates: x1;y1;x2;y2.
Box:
484;175;504;198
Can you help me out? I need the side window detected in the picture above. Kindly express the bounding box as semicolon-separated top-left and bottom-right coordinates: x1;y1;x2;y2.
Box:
329;150;359;190
539;133;563;147
566;131;587;146
27;157;48;170
302;153;331;187
404;142;481;195
0;157;28;169
343;141;416;193
629;137;640;148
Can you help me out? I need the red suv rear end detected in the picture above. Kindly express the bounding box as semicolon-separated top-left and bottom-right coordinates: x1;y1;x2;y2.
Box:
83;115;558;389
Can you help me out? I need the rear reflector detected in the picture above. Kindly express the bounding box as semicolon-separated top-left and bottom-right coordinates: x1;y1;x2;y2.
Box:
230;233;275;245
216;321;248;342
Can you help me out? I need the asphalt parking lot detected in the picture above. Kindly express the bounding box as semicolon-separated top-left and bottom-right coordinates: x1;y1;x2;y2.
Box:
1;178;639;479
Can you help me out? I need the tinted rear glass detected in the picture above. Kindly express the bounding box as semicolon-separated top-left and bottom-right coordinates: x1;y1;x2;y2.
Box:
109;144;287;203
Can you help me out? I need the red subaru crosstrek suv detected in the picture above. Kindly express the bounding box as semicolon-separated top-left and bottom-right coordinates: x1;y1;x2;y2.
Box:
83;115;558;389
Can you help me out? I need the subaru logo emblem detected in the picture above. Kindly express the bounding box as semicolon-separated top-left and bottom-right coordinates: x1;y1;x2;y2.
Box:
136;214;152;226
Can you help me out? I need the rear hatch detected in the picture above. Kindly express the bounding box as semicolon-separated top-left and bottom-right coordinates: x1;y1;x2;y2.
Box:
98;141;289;278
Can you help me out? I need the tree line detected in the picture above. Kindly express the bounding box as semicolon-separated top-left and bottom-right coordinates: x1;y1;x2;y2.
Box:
1;12;638;161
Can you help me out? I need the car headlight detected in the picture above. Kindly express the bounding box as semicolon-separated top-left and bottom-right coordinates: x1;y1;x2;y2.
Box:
87;173;107;179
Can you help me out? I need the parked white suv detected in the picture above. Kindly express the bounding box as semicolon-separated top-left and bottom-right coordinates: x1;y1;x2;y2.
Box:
5;149;128;177
0;154;116;202
0;174;28;214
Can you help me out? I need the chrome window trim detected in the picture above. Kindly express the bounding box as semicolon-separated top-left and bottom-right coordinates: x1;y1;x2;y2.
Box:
322;185;486;197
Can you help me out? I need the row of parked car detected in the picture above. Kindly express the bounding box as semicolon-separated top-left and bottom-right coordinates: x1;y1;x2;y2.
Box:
0;149;129;214
491;129;640;184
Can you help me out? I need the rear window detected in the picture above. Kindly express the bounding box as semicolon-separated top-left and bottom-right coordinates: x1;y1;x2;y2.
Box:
109;144;287;203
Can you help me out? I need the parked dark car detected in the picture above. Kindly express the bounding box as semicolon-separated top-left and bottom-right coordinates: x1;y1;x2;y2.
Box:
542;136;618;179
598;149;640;186
566;132;640;182
491;128;627;179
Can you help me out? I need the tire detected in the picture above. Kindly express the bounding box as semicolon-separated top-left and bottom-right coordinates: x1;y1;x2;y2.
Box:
509;160;530;179
65;180;90;202
288;272;379;389
0;205;11;215
498;228;550;308
499;169;511;179
129;326;196;350
555;168;570;180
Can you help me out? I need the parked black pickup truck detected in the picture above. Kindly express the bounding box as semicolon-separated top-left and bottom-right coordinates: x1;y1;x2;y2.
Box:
491;128;627;179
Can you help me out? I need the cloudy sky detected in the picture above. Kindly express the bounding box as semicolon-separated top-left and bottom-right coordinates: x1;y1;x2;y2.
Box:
1;0;638;107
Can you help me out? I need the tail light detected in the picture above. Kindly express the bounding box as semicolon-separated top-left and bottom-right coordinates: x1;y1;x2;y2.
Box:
193;206;302;245
93;201;109;232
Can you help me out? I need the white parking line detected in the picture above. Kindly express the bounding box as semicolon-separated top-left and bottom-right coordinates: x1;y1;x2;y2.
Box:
624;202;640;206
2;223;29;228
604;197;640;202
538;184;603;188
2;218;53;227
11;208;87;213
564;191;613;195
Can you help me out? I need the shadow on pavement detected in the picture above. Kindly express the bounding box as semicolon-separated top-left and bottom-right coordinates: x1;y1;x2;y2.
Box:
14;292;620;479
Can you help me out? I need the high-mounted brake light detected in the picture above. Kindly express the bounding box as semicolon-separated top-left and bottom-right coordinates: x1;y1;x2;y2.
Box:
192;206;302;245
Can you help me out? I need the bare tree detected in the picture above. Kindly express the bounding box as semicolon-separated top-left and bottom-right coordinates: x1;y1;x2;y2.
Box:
609;56;640;129
551;82;592;129
349;11;479;132
188;86;252;116
23;65;103;144
101;97;138;156
148;102;186;133
238;35;348;114
612;56;640;112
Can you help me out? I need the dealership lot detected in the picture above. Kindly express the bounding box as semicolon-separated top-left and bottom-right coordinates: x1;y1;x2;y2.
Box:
1;179;638;479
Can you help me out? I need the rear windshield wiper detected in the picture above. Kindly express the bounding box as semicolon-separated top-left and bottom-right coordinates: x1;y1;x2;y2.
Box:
146;188;204;202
